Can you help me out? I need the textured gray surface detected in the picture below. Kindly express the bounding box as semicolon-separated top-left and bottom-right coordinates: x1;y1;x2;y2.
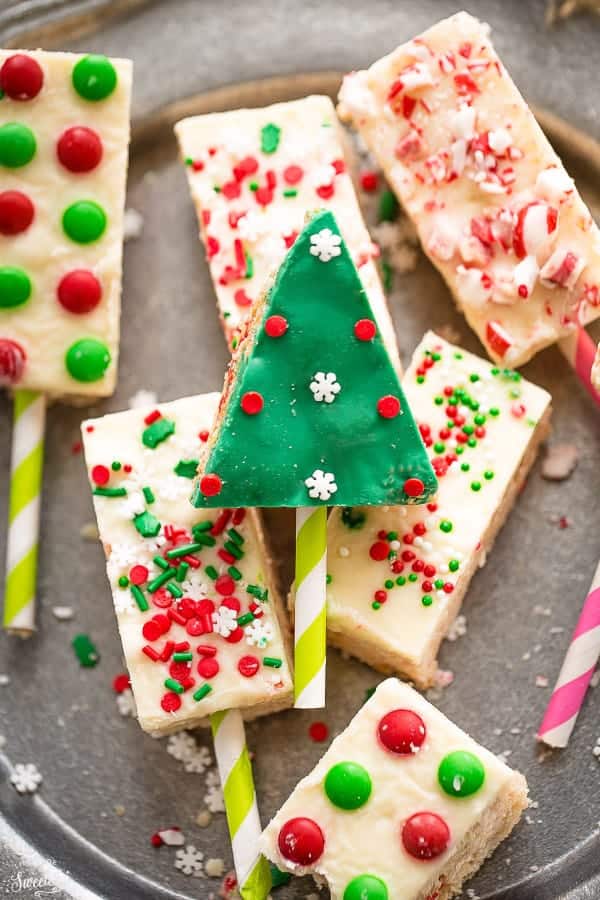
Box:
1;1;600;898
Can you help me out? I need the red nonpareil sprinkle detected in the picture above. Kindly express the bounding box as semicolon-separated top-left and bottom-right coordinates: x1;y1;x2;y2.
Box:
238;655;260;678
112;673;130;693
265;314;288;338
377;395;401;419
374;589;388;603
234;289;252;307
150;833;163;848
369;540;390;562
240;391;264;415
239;155;258;175
200;474;222;497
199;430;209;443
316;183;334;200
354;318;376;341
91;464;110;486
144;409;161;426
360;170;378;192
85;425;95;434
161;692;182;713
308;721;329;742
192;159;204;172
222;180;241;200
211;510;232;536
283;164;303;184
331;158;345;174
404;478;425;498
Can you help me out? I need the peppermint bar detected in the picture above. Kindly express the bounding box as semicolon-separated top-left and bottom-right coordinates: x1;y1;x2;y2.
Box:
324;331;551;687
0;51;132;396
174;95;400;368
261;677;528;900
81;394;293;735
338;12;600;367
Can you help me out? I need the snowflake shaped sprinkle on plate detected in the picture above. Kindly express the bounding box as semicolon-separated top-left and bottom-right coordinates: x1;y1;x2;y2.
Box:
167;731;198;762
11;763;42;794
174;844;205;876
310;371;341;403
305;469;338;501
204;768;225;813
309;227;342;262
183;745;213;775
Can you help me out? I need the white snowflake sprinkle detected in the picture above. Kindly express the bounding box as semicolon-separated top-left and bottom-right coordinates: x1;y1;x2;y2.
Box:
11;763;42;794
244;619;274;649
167;732;197;762
309;227;342;262
212;605;239;638
309;371;341;404
204;769;224;813
174;844;205;876
116;689;137;718
113;590;135;615
305;469;338;501
107;542;144;572
184;745;213;775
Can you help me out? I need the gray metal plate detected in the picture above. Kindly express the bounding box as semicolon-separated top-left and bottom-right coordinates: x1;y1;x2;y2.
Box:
1;1;600;898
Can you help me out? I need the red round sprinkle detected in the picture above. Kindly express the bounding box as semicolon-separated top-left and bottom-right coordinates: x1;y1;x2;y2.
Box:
316;183;334;200
234;289;253;307
278;818;325;865
112;673;130;693
0;190;34;235
153;614;170;634
91;464;110;486
374;589;387;603
308;721;329;742
369;540;390;562
222;597;240;612
402;812;450;860
177;597;197;619
57;126;103;173
283;165;303;184
240;391;264;415
170;661;192;682
197;598;216;614
200;474;222;496
129;564;148;585
57;269;102;314
222;180;241;200
142;620;162;642
185;618;205;636
354;318;376;341
360;170;379;192
198;657;220;679
150;833;162;847
215;574;235;596
161;692;182;713
0;339;26;385
151;588;172;609
199;430;209;443
0;54;43;100
238;655;260;677
265;314;288;338
225;626;244;644
377;395;401;419
404;478;425;498
378;708;427;754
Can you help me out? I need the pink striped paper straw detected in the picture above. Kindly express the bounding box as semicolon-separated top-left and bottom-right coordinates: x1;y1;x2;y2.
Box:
538;560;600;747
558;328;600;408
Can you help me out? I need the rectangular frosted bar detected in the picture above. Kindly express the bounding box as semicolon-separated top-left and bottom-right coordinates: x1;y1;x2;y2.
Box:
338;12;600;367
0;50;132;397
81;393;293;734
325;332;551;687
175;95;400;368
261;678;528;900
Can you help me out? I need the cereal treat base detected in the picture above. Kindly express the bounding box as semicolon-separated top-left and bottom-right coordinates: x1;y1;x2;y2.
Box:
81;393;293;735
260;678;528;900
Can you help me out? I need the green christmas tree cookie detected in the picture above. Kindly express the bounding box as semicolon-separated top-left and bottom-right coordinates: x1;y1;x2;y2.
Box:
193;210;437;509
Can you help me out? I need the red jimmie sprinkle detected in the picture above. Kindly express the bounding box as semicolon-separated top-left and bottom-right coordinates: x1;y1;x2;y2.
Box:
144;409;161;425
308;721;329;742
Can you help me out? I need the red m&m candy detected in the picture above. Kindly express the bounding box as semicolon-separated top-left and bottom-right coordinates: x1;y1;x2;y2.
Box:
57;270;102;314
278;817;325;865
0;338;26;386
0;191;34;235
57;126;103;173
401;812;450;860
0;54;43;100
377;709;426;755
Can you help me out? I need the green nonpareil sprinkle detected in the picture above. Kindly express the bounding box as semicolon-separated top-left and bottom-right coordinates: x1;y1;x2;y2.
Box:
372;601;381;610
408;573;418;583
227;528;244;546
471;481;481;492
440;519;453;533
422;595;433;607
142;417;175;449
93;486;127;497
396;576;406;586
118;575;129;588
174;459;199;479
176;562;189;582
173;652;193;662
283;188;298;198
434;579;444;589
249;181;258;191
194;684;212;701
237;612;254;626
484;470;494;480
153;555;169;570
228;565;242;581
167;582;183;598
213;185;221;193
416;375;425;384
111;461;121;471
164;678;184;694
166;542;203;559
326;573;332;585
224;540;243;559
147;568;176;593
131;585;149;611
378;189;399;222
260;122;281;154
205;565;218;580
449;559;460;572
133;510;161;539
223;311;231;319
142;487;155;504
434;396;444;405
384;579;394;589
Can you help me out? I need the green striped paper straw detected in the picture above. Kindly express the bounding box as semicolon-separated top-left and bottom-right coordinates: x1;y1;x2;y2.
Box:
210;709;272;900
294;506;327;708
4;390;46;636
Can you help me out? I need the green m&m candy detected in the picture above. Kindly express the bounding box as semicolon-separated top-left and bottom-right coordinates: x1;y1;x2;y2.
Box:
0;123;36;168
343;874;388;900
62;201;107;244
324;761;372;810
65;338;111;383
72;55;117;101
438;750;485;798
0;267;32;308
